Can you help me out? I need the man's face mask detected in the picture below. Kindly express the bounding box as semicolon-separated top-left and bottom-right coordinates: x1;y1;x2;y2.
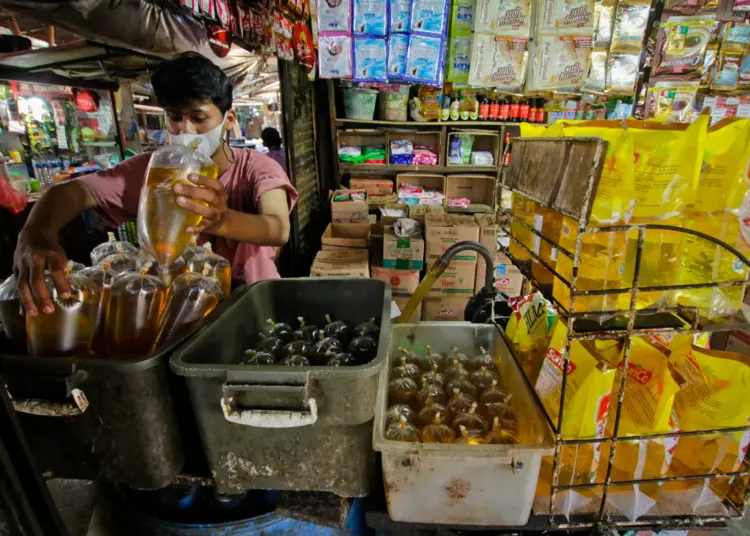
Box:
170;113;227;157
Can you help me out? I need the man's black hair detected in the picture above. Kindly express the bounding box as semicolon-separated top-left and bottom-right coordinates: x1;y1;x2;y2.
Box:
151;52;233;114
261;127;282;149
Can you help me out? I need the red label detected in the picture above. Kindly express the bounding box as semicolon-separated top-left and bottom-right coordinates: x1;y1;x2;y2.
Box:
293;23;315;74
207;22;231;58
546;347;575;375
617;361;653;385
390;275;401;286
596;393;611;424
499;103;510;120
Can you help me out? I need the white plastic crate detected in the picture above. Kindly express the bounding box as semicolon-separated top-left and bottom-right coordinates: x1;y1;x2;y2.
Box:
373;322;555;526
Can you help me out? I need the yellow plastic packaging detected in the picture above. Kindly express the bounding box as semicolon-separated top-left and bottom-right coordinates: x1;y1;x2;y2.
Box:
535;320;618;484
596;336;681;520
531;203;563;286
676;119;750;318
505;292;558;383
509;192;536;263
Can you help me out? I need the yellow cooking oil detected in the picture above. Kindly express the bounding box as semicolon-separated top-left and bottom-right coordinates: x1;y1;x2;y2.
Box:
509;192;536;263
531;203;563;286
552;215;631;314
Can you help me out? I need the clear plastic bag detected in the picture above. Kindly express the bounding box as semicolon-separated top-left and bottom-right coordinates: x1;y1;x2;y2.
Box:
90;231;138;265
100;250;137;274
26;263;99;357
103;263;167;358
137;252;187;287
186;242;231;298
154;264;222;349
137;145;219;266
79;261;118;354
0;274;25;349
180;235;206;265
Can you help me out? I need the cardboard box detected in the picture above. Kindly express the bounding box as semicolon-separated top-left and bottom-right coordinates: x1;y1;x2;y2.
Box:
331;189;368;223
393;296;422;322
383;228;425;270
475;214;498;253
372;266;422;322
379;203;409;226
425;214;480;261
311;249;370;277
422;295;472;321
475;251;523;296
428;261;477;297
350;177;394;196
321;223;371;250
408;204;445;223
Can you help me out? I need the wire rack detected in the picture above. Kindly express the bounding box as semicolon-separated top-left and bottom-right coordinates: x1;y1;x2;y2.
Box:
496;136;750;530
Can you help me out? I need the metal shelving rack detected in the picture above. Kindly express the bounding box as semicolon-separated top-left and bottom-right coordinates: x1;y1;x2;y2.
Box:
496;136;750;530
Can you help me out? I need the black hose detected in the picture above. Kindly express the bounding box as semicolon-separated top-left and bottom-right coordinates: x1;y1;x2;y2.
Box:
435;241;494;294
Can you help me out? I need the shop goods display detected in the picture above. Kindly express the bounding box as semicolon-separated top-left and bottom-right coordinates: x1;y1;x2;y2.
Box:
240;314;381;367
137;144;219;267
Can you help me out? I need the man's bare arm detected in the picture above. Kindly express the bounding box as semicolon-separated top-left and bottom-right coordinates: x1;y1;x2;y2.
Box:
14;181;98;316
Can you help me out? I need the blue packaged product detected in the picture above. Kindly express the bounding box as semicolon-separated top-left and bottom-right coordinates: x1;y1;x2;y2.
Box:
387;33;409;79
353;0;387;35
404;34;445;84
353;36;388;82
410;0;449;36
389;0;411;32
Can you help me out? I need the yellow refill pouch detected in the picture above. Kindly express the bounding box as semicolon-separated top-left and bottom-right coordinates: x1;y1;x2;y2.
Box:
551;121;635;316
597;337;681;520
520;123;548;137
509;192;536;262
621;116;709;310
505;292;558;383
676;119;750;318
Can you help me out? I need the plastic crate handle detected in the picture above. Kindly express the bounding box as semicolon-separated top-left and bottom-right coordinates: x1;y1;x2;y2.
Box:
220;393;318;428
8;388;89;417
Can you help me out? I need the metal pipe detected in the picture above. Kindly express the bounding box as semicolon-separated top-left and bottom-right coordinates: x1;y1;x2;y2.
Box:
436;241;494;294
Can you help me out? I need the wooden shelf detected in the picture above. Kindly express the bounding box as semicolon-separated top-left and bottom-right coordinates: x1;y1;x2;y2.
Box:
339;164;501;174
336;118;521;127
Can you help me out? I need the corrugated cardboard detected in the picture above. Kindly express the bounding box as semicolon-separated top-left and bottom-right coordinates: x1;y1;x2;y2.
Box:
475;214;498;253
321;223;371;250
475;251;523;296
311;249;370;277
428;262;477;297
350;177;394;195
371;266;420;295
331;189;368;223
408;205;445;223
383;228;425;270
393;296;422;322
422;295;472;321
425;214;480;261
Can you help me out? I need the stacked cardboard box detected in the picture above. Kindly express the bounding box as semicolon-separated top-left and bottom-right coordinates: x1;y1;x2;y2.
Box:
311;249;370;277
311;194;372;277
423;214;479;321
473;215;523;297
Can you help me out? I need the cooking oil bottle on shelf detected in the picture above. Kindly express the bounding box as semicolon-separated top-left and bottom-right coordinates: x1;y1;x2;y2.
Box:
154;264;223;349
186;242;231;298
103;263;167;359
137;145;219;266
26;262;99;357
79;261;118;354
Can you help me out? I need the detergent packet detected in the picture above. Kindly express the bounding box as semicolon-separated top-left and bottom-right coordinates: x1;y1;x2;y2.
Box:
389;0;411;32
505;292;558;383
353;0;387;35
534;320;618;517
446;34;472;83
318;0;352;32
675;119;750;318
468;35;528;91
353;36;388;82
404;34;445;84
388;33;410;79
449;0;474;35
596;336;681;520
474;0;532;37
410;0;450;36
319;34;353;79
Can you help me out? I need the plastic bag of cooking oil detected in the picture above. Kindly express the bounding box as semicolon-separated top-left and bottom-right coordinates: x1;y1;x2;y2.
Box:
0;274;25;351
505;292;557;383
103;263;167;359
185;242;231;298
80;261;119;354
662;335;750;511
676;119;750;319
509;192;536;262
520;123;547;137
26;262;98;357
90;231;138;265
154;264;222;349
534;319;618;518
137;144;219;266
531;203;563;286
596;336;681;520
100;248;137;273
180;235;205;265
137;251;187;287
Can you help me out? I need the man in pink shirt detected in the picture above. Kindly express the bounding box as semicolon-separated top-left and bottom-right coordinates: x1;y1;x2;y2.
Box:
14;52;297;317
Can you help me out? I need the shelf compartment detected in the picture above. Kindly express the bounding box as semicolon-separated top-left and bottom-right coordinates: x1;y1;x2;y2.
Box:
446;129;500;168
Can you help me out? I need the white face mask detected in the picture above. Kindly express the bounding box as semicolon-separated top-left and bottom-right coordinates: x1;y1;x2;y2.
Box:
171;113;228;157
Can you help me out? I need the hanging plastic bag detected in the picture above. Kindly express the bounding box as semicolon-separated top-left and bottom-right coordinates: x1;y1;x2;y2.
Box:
504;292;557;383
0;274;25;351
90;231;138;265
103;263;167;359
154;264;223;349
25;262;99;357
79;261;119;354
137;145;219;266
185;242;231;298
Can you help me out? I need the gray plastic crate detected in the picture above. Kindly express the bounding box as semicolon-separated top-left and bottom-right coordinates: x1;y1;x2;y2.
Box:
171;277;391;497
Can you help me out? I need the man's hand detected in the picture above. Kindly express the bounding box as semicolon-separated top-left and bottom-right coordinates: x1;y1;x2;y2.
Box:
173;174;228;234
13;230;71;317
